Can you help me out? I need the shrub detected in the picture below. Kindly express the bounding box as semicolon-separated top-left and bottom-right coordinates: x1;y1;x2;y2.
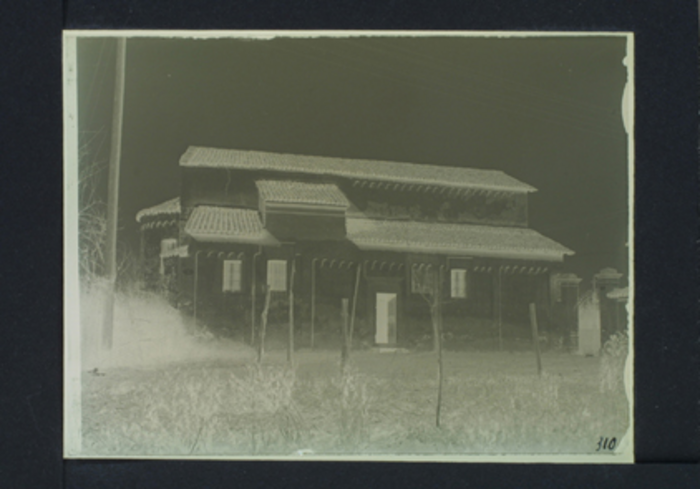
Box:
220;365;303;453
600;331;629;393
333;368;372;448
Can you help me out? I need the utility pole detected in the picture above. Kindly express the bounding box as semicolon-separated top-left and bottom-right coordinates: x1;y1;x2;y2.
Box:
102;38;127;351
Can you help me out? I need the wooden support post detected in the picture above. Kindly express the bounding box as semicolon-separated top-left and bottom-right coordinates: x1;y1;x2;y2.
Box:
251;248;262;345
138;227;146;285
287;259;296;365
101;38;128;351
193;250;201;330
311;258;317;350
349;262;362;344
529;303;543;376
257;285;271;364
495;267;503;351
341;298;350;373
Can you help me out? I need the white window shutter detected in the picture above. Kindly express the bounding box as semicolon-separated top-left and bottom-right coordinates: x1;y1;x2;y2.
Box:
451;269;467;298
223;261;231;291
160;238;177;255
223;260;242;292
232;261;241;292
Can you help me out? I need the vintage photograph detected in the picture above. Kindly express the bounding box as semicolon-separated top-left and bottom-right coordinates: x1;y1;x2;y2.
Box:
63;31;633;461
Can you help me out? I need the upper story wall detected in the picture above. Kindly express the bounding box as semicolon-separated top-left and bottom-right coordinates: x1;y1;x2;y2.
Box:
180;167;259;215
180;167;529;229
339;183;528;227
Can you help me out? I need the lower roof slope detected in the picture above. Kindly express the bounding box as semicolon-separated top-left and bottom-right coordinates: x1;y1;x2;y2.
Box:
346;218;574;262
135;197;180;223
184;206;279;245
140;200;573;262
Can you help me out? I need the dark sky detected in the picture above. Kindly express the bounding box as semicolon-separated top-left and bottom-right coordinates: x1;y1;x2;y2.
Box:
76;34;629;283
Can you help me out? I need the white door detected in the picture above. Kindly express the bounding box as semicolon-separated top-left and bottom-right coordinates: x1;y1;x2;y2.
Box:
375;293;397;344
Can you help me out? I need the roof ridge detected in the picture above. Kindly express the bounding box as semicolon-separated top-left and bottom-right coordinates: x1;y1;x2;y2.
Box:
179;146;537;193
183;145;502;174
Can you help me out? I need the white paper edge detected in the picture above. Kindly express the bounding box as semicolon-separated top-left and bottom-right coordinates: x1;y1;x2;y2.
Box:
63;33;82;457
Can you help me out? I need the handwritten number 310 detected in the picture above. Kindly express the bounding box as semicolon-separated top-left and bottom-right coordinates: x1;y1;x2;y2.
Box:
596;437;617;451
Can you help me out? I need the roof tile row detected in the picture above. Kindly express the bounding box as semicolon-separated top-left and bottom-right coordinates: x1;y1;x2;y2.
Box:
346;218;573;261
184;206;279;245
256;180;349;207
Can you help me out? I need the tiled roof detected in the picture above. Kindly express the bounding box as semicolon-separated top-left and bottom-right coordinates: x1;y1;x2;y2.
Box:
346;218;574;261
180;146;536;193
136;197;180;223
256;180;349;207
184;206;280;245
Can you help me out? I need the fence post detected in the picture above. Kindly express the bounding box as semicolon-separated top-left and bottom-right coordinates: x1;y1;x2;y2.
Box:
341;298;349;373
349;262;362;344
288;260;296;366
529;302;543;376
257;285;271;364
311;258;317;350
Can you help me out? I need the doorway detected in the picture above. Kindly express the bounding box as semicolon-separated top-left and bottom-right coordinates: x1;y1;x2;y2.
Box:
375;292;397;345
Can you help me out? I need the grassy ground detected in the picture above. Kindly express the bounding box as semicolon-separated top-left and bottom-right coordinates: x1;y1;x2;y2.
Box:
81;347;630;457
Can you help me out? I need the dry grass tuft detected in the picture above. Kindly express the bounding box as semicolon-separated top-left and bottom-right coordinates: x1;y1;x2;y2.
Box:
81;349;629;456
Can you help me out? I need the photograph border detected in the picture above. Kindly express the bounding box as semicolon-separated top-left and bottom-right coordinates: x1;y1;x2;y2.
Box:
62;29;635;464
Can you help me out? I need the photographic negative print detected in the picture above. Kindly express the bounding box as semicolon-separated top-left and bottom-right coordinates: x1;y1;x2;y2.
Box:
63;30;634;462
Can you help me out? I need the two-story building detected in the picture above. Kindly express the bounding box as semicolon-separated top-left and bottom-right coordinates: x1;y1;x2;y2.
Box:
136;146;574;349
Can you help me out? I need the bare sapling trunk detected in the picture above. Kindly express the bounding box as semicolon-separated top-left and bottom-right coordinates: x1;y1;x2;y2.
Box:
432;305;441;353
529;302;543;376
435;306;444;428
434;267;444;428
420;266;445;427
287;260;296;366
257;285;271;364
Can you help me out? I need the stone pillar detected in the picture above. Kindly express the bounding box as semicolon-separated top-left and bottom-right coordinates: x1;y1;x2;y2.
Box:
593;268;623;344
